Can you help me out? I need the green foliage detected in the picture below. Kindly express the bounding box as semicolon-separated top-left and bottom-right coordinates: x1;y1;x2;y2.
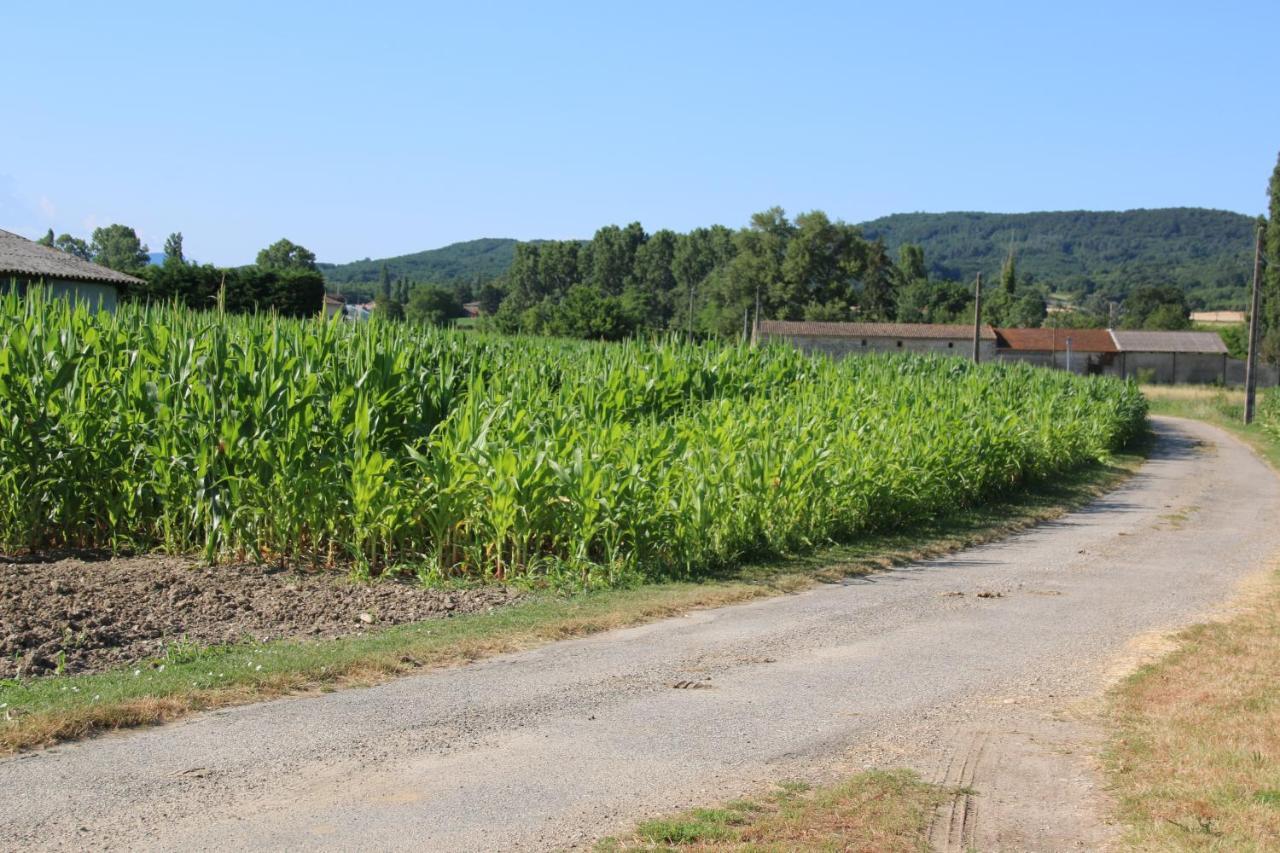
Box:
0;293;1146;588
1262;152;1280;362
136;263;324;316
256;238;317;272
163;232;185;266
321;238;519;288
862;208;1257;309
405;284;464;327
36;229;54;247
89;224;149;274
52;234;91;261
1120;285;1189;329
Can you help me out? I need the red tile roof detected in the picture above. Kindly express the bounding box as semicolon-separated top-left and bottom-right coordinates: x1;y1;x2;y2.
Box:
995;328;1118;353
758;320;996;340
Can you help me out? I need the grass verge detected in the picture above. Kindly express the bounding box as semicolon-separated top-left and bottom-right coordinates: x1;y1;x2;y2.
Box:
1105;567;1280;850
0;453;1141;755
1104;386;1280;850
596;771;946;852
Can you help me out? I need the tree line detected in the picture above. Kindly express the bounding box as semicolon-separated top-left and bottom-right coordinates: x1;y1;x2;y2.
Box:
481;208;1196;340
36;226;325;316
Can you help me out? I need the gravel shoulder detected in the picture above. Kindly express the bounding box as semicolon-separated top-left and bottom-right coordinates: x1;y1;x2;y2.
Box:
0;415;1275;851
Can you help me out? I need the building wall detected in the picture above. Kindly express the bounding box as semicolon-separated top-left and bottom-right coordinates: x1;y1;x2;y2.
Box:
1224;358;1280;388
763;333;998;361
995;350;1122;377
1119;352;1226;384
5;277;118;312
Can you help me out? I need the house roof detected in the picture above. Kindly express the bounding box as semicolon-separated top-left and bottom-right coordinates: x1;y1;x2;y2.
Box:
996;328;1118;353
323;293;345;305
0;229;144;287
758;320;997;340
1110;330;1229;354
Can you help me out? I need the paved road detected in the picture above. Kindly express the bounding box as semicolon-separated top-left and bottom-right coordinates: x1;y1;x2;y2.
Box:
2;416;1277;852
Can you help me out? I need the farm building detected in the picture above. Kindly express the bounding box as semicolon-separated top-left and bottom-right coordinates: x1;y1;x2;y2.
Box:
995;328;1121;376
755;320;999;360
1110;330;1229;384
322;293;346;318
0;228;141;312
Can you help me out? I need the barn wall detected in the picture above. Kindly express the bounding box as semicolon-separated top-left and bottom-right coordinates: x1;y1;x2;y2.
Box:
1225;359;1280;387
1120;352;1226;384
995;350;1121;376
763;333;997;361
6;277;119;313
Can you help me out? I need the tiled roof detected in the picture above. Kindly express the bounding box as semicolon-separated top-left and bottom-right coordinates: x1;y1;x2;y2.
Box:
1110;330;1229;354
758;320;996;340
0;228;143;286
996;328;1118;353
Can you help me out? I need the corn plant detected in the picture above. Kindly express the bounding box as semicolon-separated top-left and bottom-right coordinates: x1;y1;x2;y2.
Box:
0;289;1147;586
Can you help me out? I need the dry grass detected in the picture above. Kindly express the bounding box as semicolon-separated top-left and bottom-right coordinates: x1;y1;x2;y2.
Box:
1106;568;1280;851
597;772;945;852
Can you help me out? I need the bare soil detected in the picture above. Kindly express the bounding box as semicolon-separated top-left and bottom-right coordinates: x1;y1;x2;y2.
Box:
0;555;518;678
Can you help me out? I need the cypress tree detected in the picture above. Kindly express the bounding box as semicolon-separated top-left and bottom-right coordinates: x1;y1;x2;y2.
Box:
1262;153;1280;362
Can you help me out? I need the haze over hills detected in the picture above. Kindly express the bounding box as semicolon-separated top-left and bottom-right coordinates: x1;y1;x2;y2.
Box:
319;208;1258;309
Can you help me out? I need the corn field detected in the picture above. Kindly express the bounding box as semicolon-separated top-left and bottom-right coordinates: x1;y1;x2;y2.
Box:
0;291;1146;586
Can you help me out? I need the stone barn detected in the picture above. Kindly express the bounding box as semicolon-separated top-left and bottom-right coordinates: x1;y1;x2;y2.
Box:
756;320;998;361
0;228;140;312
995;328;1121;376
1111;330;1229;384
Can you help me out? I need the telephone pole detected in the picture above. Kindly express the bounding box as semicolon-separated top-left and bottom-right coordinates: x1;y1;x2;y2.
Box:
972;272;983;364
1244;224;1265;424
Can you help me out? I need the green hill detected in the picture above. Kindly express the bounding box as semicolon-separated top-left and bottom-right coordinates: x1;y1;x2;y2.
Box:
859;208;1257;309
322;208;1258;310
319;238;519;289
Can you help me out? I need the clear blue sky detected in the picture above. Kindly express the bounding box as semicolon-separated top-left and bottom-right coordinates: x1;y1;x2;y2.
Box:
4;1;1278;265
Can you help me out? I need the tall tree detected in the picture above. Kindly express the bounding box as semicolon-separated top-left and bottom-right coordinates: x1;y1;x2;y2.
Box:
36;228;54;247
1000;248;1017;295
53;234;92;261
90;224;149;273
896;244;928;285
163;232;185;266
857;240;896;321
1264;152;1280;362
379;263;392;300
256;238;317;271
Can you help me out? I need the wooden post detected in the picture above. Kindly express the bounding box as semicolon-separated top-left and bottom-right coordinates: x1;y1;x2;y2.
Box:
972;272;983;364
1245;224;1265;424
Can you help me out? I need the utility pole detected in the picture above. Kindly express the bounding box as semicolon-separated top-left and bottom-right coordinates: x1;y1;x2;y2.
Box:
1066;336;1073;373
971;272;983;364
1244;223;1265;424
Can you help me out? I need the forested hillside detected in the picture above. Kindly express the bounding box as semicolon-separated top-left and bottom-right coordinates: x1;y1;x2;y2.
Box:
860;208;1256;309
319;238;518;289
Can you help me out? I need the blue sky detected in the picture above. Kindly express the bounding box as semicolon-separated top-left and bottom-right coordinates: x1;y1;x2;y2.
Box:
4;1;1278;265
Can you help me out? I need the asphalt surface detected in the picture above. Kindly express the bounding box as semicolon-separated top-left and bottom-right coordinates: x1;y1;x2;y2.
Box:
2;416;1277;852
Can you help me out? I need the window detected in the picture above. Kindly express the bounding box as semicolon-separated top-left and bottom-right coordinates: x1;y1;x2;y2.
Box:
947;342;954;348
896;341;903;348
860;339;867;346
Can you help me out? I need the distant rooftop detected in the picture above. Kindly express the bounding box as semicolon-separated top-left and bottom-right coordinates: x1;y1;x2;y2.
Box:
996;328;1118;353
758;320;997;341
1110;330;1229;354
0;229;143;287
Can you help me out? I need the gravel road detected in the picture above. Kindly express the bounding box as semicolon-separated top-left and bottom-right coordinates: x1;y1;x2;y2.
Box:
2;416;1276;852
